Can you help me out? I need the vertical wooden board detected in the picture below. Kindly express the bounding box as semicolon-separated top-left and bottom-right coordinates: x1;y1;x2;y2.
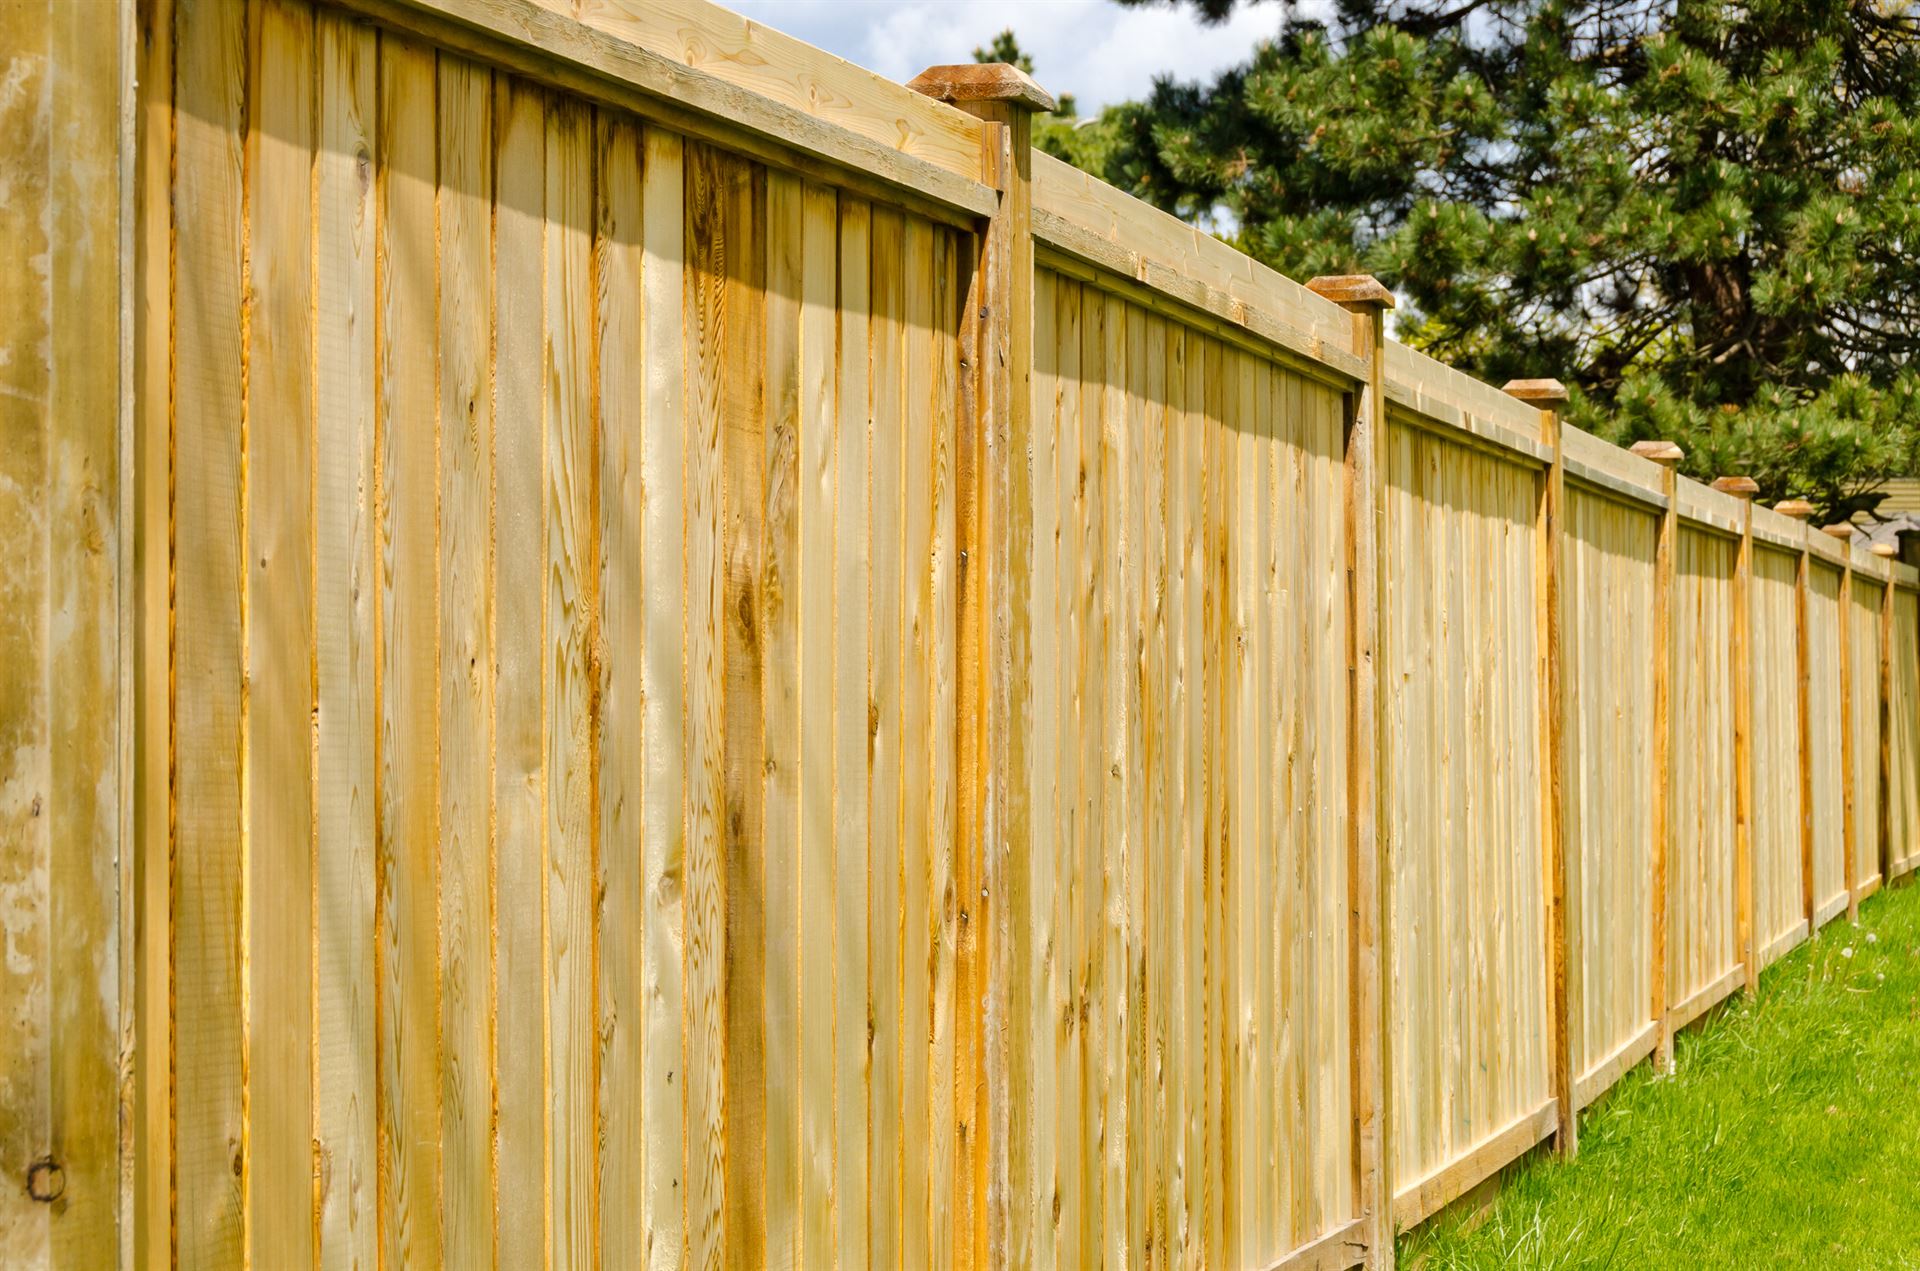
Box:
1139;309;1169;1270
545;96;599;1271
376;36;443;1270
1123;301;1151;1271
680;139;728;1271
244;5;316;1266
313;16;378;1266
834;195;873;1271
712;150;769;1271
796;178;837;1271
0;0;51;1260
1807;564;1845;913
434;53;494;1271
171;0;248;1258
134;0;176;1258
761;168;804;1271
1050;276;1082;1271
1752;547;1803;953
1023;267;1059;1271
897;211;935;1271
928;224;961;1271
867;204;906;1271
638;124;687;1271
1891;593;1920;875
373;34;445;1269
1098;289;1127;1271
492;74;549;1271
1202;333;1229;1267
1074;285;1106;1270
595;108;646;1269
1851;581;1883;889
1175;322;1204;1271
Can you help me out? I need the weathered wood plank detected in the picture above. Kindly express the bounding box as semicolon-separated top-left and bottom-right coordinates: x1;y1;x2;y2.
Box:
375;34;444;1270
245;6;317;1265
434;52;495;1271
492;72;548;1271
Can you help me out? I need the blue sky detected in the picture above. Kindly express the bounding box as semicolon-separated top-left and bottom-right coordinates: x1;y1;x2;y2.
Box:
726;0;1282;114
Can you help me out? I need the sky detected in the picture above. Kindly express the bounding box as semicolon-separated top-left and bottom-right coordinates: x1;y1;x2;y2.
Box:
725;0;1283;114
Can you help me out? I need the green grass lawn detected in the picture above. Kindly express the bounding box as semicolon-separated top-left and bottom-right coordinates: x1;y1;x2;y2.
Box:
1402;880;1920;1270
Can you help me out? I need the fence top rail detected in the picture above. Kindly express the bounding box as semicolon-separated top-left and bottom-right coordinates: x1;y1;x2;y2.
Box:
1751;501;1808;554
1383;340;1551;461
1674;474;1747;538
524;0;988;178
1562;423;1669;509
352;0;997;221
1031;151;1367;380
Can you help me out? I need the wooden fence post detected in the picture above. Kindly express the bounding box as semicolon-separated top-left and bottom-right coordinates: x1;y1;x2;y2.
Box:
1872;542;1898;889
1630;440;1684;1070
1775;500;1817;932
908;62;1053;1271
1826;524;1860;922
1306;274;1394;1269
1712;477;1760;994
1505;380;1573;1158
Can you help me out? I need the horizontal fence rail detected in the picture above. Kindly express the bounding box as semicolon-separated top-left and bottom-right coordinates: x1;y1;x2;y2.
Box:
5;0;1920;1266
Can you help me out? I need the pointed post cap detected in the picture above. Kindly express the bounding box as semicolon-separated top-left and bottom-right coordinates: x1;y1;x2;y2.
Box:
1710;476;1759;499
908;64;1057;113
1305;275;1395;310
1870;542;1899;558
1821;523;1857;541
1774;499;1815;520
1629;439;1685;466
1502;379;1569;407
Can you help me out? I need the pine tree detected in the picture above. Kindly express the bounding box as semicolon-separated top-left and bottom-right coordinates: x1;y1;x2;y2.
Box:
1100;0;1920;520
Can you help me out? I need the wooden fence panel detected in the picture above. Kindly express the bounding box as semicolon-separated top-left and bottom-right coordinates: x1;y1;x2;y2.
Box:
1891;588;1920;880
133;4;975;1262
21;0;1920;1263
1561;487;1657;1092
1851;576;1886;894
1808;560;1849;922
1381;414;1552;1217
1752;545;1806;965
1667;524;1741;1019
1017;267;1356;1271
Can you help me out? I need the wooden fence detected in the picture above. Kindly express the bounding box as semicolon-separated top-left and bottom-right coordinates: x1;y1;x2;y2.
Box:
5;0;1919;1267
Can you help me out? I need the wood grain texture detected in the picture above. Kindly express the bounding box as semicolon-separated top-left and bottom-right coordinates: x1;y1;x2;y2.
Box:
245;6;317;1265
435;52;495;1271
1807;561;1848;920
375;36;443;1269
493;71;550;1271
1751;547;1806;964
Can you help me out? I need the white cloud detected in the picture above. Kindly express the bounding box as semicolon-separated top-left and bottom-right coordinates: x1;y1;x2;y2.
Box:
725;0;1281;113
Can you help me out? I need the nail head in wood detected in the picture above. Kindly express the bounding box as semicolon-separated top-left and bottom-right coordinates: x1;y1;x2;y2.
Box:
1629;439;1684;466
1502;378;1569;407
1774;499;1815;520
1710;476;1759;498
908;63;1057;113
1305;274;1396;310
1821;523;1858;541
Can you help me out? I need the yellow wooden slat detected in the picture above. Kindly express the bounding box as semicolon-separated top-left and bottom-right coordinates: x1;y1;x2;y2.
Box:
172;0;249;1259
897;209;935;1271
638;123;687;1271
927;222;961;1271
834;193;873;1271
1051;274;1083;1271
245;5;317;1266
867;203;906;1271
543;90;598;1271
492;71;548;1271
796;177;837;1271
312;15;378;1266
434;51;495;1271
0;0;53;1259
375;34;443;1269
761;167;804;1271
595;106;646;1268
